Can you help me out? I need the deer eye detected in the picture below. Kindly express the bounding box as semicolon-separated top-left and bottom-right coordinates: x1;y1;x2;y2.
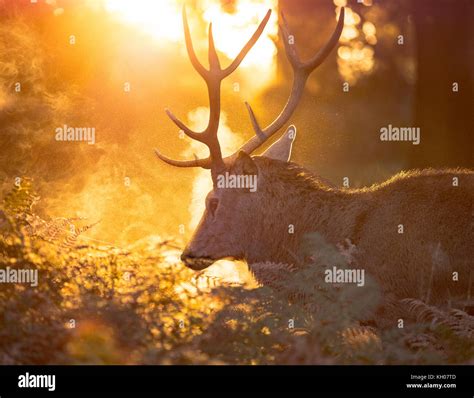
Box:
208;198;219;217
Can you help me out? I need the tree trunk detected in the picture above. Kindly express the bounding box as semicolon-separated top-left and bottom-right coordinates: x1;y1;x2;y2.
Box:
410;0;473;168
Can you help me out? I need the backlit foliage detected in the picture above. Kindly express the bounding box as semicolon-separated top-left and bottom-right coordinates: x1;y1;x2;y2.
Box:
0;182;472;365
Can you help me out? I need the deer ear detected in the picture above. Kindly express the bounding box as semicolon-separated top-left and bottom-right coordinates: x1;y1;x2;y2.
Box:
262;125;297;162
234;151;258;176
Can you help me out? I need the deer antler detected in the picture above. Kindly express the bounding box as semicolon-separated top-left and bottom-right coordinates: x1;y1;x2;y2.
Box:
155;7;345;179
236;7;345;158
155;6;272;181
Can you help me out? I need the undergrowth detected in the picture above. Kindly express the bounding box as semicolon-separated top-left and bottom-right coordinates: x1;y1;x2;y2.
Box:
0;181;472;364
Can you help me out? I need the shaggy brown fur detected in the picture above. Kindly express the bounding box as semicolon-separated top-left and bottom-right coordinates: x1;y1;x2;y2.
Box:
182;154;473;324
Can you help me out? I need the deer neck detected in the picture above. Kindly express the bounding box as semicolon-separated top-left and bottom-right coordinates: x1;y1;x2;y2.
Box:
293;188;363;250
246;187;366;266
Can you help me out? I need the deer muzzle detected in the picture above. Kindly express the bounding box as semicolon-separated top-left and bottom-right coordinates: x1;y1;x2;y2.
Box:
181;252;216;271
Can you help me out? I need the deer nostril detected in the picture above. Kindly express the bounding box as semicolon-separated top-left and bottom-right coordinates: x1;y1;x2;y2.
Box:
180;251;215;271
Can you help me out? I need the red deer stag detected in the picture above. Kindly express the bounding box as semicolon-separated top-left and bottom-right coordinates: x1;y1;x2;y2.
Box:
155;7;473;318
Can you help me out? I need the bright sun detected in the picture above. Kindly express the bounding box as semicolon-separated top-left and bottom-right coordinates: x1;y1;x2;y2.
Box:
103;0;278;68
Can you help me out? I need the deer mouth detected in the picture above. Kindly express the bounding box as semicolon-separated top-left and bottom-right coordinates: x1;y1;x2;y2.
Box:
181;255;216;271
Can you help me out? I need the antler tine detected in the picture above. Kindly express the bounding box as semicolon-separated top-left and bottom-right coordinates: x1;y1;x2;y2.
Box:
182;5;207;78
233;7;345;159
305;8;346;71
280;12;301;68
154;149;211;169
165;109;205;143
223;9;272;77
208;23;221;71
244;102;266;140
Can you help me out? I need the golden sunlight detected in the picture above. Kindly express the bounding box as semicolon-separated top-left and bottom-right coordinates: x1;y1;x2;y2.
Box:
184;108;257;288
104;0;183;42
200;0;278;67
99;0;280;286
100;0;279;287
103;0;278;69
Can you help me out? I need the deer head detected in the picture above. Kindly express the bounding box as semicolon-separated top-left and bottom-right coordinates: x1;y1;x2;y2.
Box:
155;6;345;270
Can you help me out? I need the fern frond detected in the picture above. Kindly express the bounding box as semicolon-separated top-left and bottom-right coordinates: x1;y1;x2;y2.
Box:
402;298;474;339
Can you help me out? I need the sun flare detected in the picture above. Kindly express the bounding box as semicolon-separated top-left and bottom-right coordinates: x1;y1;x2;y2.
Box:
103;0;278;69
